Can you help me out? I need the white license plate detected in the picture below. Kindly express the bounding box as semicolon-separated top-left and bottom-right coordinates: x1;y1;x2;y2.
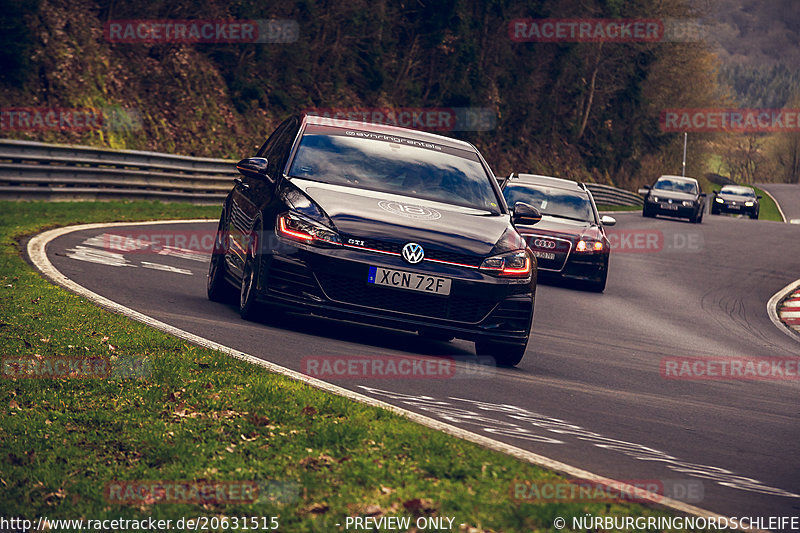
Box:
660;203;679;210
532;250;556;261
729;204;740;209
367;266;451;296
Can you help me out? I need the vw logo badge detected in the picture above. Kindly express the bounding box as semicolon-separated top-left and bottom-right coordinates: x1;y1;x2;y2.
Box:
402;242;425;264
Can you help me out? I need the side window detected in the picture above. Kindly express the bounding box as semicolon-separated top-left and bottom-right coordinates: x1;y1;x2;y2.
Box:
255;116;296;158
265;119;299;178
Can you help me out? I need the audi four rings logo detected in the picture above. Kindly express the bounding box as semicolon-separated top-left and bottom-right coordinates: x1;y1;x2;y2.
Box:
533;239;557;249
402;242;425;264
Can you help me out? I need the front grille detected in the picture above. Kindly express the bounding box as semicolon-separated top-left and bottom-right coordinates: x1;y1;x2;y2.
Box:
343;235;482;267
316;271;496;323
267;258;322;298
524;234;572;271
487;299;533;332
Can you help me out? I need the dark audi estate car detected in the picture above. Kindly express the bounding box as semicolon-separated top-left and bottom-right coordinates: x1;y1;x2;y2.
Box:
641;175;706;223
502;174;615;292
711;184;761;219
207;114;541;366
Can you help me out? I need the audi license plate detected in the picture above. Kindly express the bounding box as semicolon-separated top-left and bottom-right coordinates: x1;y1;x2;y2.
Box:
368;266;451;296
532;250;556;261
660;203;679;210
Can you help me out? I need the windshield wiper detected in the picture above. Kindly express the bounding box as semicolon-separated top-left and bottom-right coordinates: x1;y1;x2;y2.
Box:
545;213;590;222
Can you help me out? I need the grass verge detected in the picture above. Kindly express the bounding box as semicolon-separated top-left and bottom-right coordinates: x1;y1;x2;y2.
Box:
596;204;641;212
1;201;719;532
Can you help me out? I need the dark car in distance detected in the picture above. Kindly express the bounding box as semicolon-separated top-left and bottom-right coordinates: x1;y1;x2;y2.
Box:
641;175;706;223
207;114;541;366
711;185;761;219
502;174;615;292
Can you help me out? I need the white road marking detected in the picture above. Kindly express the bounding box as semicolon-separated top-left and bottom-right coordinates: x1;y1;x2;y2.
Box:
140;262;193;275
157;246;210;262
66;245;135;267
790;219;800;224
782;300;800;308
779;310;800;318
27;220;775;532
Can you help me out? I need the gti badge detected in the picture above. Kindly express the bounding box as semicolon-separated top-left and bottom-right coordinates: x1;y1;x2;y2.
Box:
402;242;425;264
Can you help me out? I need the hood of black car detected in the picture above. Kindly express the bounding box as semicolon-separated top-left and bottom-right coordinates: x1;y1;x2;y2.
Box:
516;215;603;241
287;178;511;256
649;190;697;202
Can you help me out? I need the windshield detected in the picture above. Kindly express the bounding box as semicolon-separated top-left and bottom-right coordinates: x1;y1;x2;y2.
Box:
503;183;595;222
287;128;502;213
654;178;698;195
720;186;755;197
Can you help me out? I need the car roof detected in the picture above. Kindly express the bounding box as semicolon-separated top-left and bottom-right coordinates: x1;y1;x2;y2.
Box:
508;173;586;192
300;113;477;152
658;175;699;184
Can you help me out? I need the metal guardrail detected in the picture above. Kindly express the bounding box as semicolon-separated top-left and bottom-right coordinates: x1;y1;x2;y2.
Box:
585;183;644;207
0;139;236;204
0;139;645;207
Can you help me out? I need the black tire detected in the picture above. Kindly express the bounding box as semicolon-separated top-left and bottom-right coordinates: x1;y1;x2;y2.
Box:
207;208;236;303
418;329;455;342
750;211;759;220
711;207;719;215
475;339;527;367
585;270;608;293
239;223;263;321
695;207;704;224
642;206;655;218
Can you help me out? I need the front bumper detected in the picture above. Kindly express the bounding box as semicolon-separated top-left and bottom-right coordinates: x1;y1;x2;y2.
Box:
713;202;757;215
254;244;535;344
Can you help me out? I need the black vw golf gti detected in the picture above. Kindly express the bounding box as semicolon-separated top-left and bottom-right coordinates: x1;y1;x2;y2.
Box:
207;115;541;366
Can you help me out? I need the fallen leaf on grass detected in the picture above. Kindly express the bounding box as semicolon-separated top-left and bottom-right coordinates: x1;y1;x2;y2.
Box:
303;502;329;514
403;498;436;515
301;406;318;416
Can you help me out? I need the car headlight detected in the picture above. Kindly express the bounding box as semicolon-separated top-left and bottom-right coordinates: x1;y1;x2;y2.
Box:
745;201;754;207
650;196;660;203
277;212;342;247
682;200;694;207
576;239;604;252
480;250;531;278
715;197;724;203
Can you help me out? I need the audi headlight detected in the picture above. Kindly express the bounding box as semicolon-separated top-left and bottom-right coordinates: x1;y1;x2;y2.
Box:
682;200;694;207
715;197;724;203
277;212;341;247
650;196;660;203
480;250;531;278
576;239;603;252
745;201;754;207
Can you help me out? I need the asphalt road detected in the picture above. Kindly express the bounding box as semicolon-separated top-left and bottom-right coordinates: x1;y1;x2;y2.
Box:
42;210;800;525
758;183;800;223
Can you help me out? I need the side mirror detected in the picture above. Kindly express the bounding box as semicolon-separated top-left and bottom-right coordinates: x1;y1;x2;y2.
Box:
757;195;763;199
637;185;651;195
512;202;542;226
236;157;271;181
699;192;707;198
713;190;718;195
600;215;616;226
